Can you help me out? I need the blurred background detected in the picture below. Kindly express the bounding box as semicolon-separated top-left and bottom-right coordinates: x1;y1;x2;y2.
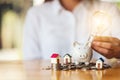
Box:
0;0;44;61
0;0;120;61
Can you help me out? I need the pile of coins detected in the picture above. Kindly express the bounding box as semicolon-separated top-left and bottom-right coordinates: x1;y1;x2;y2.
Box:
51;62;111;71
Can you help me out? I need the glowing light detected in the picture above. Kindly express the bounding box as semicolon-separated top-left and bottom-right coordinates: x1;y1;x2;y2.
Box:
92;11;112;35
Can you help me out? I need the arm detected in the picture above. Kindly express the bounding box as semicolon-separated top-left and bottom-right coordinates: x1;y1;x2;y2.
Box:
23;9;42;60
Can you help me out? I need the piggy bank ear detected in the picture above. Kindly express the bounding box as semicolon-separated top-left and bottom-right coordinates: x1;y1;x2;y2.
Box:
73;41;80;49
73;41;80;47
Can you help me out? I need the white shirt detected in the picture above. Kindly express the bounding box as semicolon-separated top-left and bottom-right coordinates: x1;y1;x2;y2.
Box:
23;0;120;60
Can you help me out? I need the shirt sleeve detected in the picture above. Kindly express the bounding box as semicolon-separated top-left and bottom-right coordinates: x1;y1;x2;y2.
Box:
111;4;120;39
23;8;42;60
108;4;120;60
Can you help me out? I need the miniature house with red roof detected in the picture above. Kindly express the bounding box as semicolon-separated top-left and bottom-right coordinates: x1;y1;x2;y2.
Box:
63;54;72;64
51;53;60;64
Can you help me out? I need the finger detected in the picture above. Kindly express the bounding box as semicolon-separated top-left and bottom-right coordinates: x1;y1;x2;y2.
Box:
94;36;120;46
92;45;113;59
94;36;119;43
92;41;114;50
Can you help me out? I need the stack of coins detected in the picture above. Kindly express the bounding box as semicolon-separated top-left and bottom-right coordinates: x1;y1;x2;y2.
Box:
51;64;61;70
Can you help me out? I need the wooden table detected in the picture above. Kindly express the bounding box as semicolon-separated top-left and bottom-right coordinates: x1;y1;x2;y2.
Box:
0;60;120;80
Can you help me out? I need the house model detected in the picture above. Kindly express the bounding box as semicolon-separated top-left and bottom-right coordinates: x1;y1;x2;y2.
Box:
51;53;60;64
63;54;72;64
96;58;104;69
51;53;61;70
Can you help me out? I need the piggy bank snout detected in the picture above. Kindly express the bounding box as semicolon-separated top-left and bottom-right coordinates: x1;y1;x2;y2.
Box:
80;54;87;58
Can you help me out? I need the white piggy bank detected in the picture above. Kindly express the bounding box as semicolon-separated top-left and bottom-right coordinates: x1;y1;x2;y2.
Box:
72;41;93;65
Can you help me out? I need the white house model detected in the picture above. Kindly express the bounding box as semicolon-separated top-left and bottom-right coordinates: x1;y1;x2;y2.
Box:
96;58;104;69
63;54;72;64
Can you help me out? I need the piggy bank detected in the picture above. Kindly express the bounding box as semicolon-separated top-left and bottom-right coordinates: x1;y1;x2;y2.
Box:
72;41;93;65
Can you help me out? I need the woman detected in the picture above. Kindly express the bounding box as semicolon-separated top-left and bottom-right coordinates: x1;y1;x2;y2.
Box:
23;0;120;60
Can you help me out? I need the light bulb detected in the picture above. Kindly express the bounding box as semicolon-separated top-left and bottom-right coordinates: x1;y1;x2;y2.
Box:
92;11;112;36
86;11;112;47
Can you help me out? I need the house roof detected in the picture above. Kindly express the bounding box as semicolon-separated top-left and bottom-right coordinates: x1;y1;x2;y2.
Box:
51;53;59;58
99;58;104;62
63;53;72;58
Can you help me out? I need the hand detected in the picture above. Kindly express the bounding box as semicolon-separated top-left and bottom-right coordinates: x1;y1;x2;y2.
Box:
92;36;120;59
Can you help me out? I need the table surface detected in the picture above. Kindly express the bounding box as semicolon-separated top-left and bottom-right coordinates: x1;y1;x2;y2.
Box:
0;60;120;80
